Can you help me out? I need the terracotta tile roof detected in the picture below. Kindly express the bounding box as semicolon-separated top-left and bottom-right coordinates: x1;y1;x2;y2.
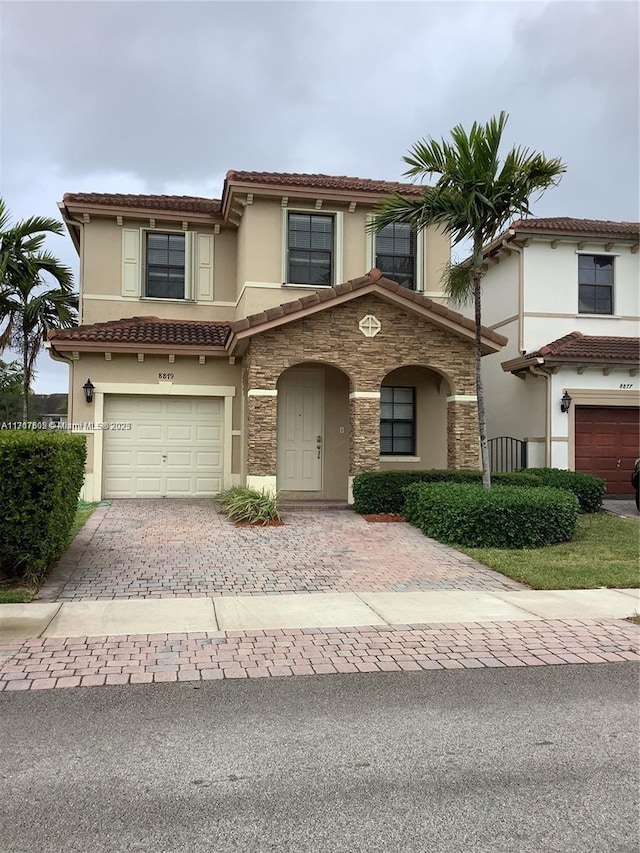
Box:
62;193;222;215
528;331;640;362
49;317;230;347
225;170;423;196
231;269;507;347
510;217;639;238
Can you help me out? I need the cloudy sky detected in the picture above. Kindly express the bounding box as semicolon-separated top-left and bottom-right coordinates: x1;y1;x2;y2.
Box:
1;0;638;393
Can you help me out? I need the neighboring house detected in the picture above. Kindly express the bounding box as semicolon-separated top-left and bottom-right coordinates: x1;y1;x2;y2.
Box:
48;171;506;502
477;217;639;495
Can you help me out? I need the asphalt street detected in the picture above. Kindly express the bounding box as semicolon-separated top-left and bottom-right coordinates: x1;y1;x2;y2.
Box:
1;664;638;853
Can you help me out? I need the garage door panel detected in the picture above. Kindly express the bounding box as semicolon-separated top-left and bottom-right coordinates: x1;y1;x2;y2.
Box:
137;451;164;466
166;451;194;467
104;449;134;467
103;395;224;498
166;425;194;442
196;451;221;467
196;425;222;442
136;424;164;442
575;406;639;495
195;476;222;492
165;398;197;416
194;399;222;415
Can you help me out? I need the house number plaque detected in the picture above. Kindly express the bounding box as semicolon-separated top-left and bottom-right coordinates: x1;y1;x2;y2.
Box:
158;372;175;380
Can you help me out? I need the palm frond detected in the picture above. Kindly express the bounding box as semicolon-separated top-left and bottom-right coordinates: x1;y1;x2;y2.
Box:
440;261;474;308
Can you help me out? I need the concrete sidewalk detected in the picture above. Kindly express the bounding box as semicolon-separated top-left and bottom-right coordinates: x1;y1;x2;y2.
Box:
1;588;638;640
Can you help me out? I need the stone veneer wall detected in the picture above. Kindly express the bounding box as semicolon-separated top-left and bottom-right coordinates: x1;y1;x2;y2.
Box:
243;295;481;477
447;400;480;469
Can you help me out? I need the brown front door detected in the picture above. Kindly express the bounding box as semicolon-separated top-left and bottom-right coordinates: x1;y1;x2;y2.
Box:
575;406;640;495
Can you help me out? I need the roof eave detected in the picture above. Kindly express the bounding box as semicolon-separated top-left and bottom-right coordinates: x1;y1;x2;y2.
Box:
62;200;222;225
221;179;422;220
48;340;229;355
501;355;544;373
510;226;639;243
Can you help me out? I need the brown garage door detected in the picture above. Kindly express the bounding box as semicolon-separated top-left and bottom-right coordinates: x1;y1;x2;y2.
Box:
575;406;639;495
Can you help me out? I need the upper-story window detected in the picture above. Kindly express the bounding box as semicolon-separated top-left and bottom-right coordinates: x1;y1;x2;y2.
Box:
578;254;613;314
145;232;186;299
287;213;334;286
376;223;416;290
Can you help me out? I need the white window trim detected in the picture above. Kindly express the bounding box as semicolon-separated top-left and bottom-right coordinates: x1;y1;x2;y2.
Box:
576;252;615;317
366;215;424;292
281;208;343;287
141;227;195;301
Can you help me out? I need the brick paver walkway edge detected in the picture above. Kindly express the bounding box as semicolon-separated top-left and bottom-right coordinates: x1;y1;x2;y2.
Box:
1;618;638;691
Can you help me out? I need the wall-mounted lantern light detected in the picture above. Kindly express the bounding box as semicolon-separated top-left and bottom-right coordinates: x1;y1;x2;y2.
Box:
560;390;572;414
83;379;95;404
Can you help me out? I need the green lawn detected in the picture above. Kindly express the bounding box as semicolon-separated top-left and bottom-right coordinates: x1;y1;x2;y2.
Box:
0;502;99;604
460;512;640;590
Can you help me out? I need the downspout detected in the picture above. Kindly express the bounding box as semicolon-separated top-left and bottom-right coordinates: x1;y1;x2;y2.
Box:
60;211;85;325
58;209;85;428
529;365;552;466
47;340;75;428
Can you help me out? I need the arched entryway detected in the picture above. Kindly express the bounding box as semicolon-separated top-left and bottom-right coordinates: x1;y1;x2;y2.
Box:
276;362;351;499
380;365;451;471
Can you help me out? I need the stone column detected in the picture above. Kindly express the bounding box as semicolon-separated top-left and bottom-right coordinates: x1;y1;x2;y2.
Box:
349;392;380;475
447;398;480;469
246;393;278;490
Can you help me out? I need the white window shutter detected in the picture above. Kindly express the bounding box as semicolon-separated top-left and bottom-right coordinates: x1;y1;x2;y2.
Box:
122;229;141;297
195;233;214;302
365;213;375;271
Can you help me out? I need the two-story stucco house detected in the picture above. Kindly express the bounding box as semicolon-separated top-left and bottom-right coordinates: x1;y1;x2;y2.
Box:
477;217;639;496
48;171;506;502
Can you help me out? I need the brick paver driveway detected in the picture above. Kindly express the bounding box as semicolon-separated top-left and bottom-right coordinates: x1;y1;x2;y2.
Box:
45;500;524;601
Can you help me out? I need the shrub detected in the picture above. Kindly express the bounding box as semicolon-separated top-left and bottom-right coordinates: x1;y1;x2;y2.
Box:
523;468;606;513
404;482;579;549
352;469;542;515
216;486;281;525
0;431;86;582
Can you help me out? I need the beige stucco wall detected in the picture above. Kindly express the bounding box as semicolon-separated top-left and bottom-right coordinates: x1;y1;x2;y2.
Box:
68;354;243;497
424;225;452;298
232;197;452;317
75;195;451;329
379;366;449;470
80;217;237;325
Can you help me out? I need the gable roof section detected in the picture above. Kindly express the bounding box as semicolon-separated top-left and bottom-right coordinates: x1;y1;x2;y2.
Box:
502;331;640;373
229;269;506;354
49;317;230;353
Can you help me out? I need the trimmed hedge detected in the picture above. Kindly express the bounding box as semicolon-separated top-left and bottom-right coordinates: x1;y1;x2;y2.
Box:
0;432;86;582
404;482;579;549
352;469;543;515
521;468;606;513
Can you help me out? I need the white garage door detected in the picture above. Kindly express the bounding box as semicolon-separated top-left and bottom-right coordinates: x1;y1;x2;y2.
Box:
103;396;224;498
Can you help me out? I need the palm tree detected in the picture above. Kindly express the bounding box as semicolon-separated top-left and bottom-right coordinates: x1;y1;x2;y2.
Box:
372;112;565;487
0;359;24;422
0;198;76;420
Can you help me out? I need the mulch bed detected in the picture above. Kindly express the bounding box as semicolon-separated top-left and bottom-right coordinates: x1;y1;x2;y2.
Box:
234;519;285;527
363;514;406;523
